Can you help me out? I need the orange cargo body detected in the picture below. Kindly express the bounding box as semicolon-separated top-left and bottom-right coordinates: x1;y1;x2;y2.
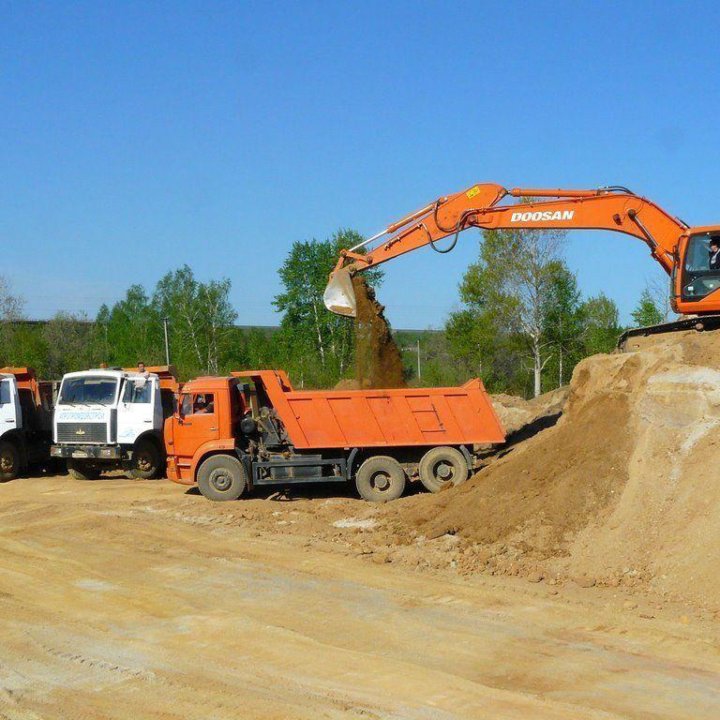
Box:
231;370;505;449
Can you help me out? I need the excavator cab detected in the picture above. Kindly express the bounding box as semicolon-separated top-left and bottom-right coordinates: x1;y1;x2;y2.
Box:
678;231;720;303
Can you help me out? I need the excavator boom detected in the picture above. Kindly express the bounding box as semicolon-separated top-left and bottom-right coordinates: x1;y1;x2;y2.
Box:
325;183;720;321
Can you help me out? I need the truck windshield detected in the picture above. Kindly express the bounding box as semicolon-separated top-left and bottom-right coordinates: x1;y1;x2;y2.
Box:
58;376;118;406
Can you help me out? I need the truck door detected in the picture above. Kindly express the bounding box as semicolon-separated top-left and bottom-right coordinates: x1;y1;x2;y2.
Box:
171;392;220;461
117;377;156;445
0;378;20;434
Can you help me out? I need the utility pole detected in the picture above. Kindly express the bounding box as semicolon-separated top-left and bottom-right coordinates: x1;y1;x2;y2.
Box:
163;317;171;365
402;339;422;380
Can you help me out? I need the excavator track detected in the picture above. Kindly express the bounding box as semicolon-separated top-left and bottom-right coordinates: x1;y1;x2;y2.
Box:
618;314;720;351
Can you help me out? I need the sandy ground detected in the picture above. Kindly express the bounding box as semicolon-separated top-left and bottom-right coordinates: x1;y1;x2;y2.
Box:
1;474;719;720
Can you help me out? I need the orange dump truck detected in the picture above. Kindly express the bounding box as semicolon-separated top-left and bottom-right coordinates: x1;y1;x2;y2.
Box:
165;370;504;502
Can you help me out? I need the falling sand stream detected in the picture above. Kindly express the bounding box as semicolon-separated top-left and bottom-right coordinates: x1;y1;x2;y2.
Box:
352;276;406;389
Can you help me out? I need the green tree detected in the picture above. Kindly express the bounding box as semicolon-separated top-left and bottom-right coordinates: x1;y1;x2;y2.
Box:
0;276;24;322
401;328;469;387
219;326;279;373
631;288;664;328
445;307;521;391
96;284;164;368
446;226;569;397
0;276;25;367
153;265;237;377
580;293;622;355
274;229;382;387
543;263;584;388
42;312;101;377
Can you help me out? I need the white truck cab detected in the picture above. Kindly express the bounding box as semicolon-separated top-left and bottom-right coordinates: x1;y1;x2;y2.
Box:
0;369;55;480
51;368;177;480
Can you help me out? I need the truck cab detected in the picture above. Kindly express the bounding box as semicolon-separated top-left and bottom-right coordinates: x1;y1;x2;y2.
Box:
0;368;55;480
51;366;179;480
165;376;243;486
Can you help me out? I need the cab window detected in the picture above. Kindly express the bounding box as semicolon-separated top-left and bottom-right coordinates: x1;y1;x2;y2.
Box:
685;234;712;272
181;393;215;415
682;233;720;300
0;380;10;406
122;380;152;404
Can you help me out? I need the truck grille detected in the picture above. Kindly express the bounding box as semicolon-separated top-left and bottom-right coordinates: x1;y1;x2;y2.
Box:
56;422;107;444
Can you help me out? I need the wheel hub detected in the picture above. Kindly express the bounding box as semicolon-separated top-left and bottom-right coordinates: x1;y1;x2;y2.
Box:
210;469;232;492
372;472;391;491
436;462;453;480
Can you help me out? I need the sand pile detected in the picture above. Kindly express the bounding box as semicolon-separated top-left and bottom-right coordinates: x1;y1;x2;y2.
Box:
491;387;568;436
353;276;405;389
395;329;720;609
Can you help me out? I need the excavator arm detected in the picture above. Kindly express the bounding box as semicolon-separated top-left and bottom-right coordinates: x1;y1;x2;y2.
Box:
324;183;690;317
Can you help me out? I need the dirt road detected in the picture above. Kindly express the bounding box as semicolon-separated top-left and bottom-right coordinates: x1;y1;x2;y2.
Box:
1;475;718;719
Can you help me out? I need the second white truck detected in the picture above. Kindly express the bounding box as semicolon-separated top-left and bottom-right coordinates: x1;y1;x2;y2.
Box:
50;366;179;480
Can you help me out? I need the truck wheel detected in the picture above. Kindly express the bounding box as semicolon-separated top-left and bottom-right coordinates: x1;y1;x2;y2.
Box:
67;459;101;481
131;439;162;479
197;454;247;501
355;456;406;503
0;440;20;481
419;446;468;493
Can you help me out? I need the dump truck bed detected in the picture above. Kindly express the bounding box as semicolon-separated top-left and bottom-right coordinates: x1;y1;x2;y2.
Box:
231;371;505;450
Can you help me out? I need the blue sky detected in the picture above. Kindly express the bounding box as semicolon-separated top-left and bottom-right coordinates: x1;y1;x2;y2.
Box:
1;1;718;328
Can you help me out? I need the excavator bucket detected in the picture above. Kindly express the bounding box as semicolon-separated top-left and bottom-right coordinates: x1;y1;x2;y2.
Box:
323;268;357;317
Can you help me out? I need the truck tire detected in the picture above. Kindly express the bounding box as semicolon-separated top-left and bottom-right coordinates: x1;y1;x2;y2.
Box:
0;440;20;481
131;438;162;479
197;454;247;501
67;459;101;481
419;446;468;493
355;456;406;503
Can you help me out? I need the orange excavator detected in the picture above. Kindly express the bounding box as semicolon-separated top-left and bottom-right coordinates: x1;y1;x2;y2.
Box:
323;183;720;342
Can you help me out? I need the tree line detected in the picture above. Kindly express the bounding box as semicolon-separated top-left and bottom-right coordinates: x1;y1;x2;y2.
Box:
442;226;668;396
0;228;667;395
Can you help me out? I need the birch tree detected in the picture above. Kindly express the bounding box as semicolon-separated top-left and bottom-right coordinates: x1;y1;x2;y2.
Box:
447;227;570;397
543;265;584;387
153;266;237;376
0;276;24;322
0;276;28;368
